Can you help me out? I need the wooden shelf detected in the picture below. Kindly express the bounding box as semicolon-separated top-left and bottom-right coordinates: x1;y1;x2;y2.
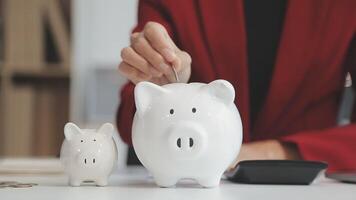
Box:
1;65;70;83
1;64;69;77
12;67;70;79
1;0;71;157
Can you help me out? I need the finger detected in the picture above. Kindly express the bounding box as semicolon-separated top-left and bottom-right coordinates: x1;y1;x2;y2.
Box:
131;36;176;82
130;32;140;44
143;22;178;62
121;47;162;77
151;76;169;85
118;62;151;84
172;51;192;72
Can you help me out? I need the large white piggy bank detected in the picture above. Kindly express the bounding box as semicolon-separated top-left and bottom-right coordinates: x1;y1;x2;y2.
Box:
60;123;117;186
132;80;243;188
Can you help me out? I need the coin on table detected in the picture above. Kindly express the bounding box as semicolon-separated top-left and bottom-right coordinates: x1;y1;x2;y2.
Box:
0;181;19;188
11;183;33;188
0;181;18;185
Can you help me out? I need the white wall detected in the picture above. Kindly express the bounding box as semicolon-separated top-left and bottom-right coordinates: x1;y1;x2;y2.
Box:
71;0;138;168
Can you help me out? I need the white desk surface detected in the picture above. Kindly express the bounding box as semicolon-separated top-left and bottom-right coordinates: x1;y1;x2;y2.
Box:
0;158;355;200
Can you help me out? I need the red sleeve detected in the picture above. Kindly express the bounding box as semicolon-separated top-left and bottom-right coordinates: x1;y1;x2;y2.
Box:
281;124;356;172
281;36;356;172
133;0;174;35
116;0;174;145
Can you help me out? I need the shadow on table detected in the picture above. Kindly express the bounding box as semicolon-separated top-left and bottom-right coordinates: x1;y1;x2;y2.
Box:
114;179;218;189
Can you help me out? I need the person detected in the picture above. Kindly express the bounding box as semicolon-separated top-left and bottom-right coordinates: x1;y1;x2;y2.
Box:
116;0;356;172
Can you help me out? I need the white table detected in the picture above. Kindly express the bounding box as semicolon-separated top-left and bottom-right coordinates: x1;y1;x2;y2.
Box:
0;158;355;200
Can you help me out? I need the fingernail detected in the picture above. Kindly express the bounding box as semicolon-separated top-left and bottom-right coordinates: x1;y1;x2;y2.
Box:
162;48;176;62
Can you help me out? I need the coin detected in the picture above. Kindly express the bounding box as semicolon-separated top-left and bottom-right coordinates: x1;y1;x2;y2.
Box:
0;181;18;185
11;184;33;188
0;181;38;188
171;66;179;82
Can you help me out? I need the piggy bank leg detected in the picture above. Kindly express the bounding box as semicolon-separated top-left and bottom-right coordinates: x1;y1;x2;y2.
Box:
69;176;81;187
197;175;221;188
153;174;178;188
96;178;108;186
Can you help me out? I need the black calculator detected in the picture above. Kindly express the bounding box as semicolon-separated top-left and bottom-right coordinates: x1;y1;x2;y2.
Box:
226;160;328;185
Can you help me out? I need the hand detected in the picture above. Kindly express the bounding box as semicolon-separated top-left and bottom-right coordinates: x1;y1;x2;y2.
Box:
119;22;192;85
229;140;301;169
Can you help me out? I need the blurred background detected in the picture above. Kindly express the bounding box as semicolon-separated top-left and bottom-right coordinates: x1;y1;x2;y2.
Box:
0;0;137;168
0;0;354;169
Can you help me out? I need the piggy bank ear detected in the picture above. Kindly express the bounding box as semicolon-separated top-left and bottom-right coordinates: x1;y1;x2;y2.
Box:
64;122;81;140
98;123;114;138
134;81;168;114
204;80;235;106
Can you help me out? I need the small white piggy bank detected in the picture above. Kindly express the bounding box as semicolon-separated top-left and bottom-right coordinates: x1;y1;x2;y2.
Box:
60;123;117;186
132;80;243;188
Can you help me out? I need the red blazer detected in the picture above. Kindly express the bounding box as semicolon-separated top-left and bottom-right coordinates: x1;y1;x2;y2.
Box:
117;0;356;172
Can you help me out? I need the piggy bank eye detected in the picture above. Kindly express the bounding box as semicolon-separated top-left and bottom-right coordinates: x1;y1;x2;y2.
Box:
80;140;84;143
169;109;174;115
93;139;96;142
192;107;197;113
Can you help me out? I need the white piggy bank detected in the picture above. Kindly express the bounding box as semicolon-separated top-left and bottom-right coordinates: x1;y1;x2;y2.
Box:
132;80;243;188
60;123;117;186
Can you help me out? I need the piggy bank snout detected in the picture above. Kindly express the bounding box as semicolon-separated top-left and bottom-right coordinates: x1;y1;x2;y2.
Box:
76;152;100;167
167;122;207;159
